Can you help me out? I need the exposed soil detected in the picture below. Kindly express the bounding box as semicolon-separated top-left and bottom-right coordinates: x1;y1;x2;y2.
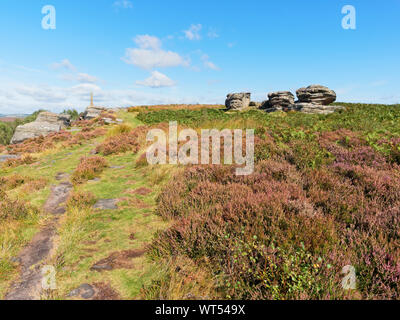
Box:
130;198;151;209
92;282;121;300
90;249;146;272
55;172;70;181
132;187;153;196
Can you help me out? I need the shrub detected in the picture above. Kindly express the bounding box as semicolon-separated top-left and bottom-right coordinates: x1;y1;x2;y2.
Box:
67;191;96;209
62;109;79;121
71;156;108;184
95;129;142;156
107;124;133;137
149;144;400;299
0;192;38;221
0;174;32;190
3;154;37;168
20;178;48;193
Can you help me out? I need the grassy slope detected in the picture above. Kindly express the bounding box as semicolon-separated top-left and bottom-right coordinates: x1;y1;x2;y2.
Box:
0;109;176;299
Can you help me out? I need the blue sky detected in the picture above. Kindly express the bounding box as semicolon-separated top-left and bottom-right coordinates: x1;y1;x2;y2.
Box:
0;0;399;114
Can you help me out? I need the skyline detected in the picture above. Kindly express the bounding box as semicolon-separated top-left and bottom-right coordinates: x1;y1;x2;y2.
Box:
0;0;399;114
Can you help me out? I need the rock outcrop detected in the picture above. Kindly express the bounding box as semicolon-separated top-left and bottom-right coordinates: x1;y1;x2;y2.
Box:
260;91;295;112
225;93;251;110
256;85;343;115
83;106;106;120
10;111;71;144
268;91;295;109
281;85;342;114
286;102;346;115
35;111;71;128
296;85;336;105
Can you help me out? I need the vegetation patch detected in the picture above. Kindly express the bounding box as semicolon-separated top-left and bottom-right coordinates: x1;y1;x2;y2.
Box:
71;156;108;184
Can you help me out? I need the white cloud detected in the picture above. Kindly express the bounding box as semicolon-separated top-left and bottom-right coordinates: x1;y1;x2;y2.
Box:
201;54;220;71
113;0;133;9
136;71;176;88
51;59;76;71
134;35;162;50
122;35;189;69
184;24;202;40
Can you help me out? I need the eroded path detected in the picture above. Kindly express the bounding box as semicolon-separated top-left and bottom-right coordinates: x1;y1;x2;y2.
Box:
5;178;72;300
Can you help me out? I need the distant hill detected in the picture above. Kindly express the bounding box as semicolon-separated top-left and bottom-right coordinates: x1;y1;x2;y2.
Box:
0;114;28;118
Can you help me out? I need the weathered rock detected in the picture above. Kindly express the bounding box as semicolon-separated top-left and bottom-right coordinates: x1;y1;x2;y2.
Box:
11;122;61;144
67;284;95;299
10;111;71;144
55;172;70;181
287;102;345;115
36;112;71;128
102;118;117;125
267;91;295;108
83;106;106;120
225;93;251;110
43;181;73;215
259;100;280;113
296;85;336;105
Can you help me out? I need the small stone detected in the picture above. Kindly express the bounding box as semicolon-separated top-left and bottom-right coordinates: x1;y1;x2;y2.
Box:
90;263;113;272
55;172;70;181
67;283;95;299
93;199;119;210
110;165;124;169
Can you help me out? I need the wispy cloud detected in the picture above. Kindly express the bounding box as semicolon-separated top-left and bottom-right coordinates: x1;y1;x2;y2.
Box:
62;73;99;84
184;24;202;40
113;0;133;9
201;54;220;71
207;28;219;39
50;59;76;71
122;35;189;69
